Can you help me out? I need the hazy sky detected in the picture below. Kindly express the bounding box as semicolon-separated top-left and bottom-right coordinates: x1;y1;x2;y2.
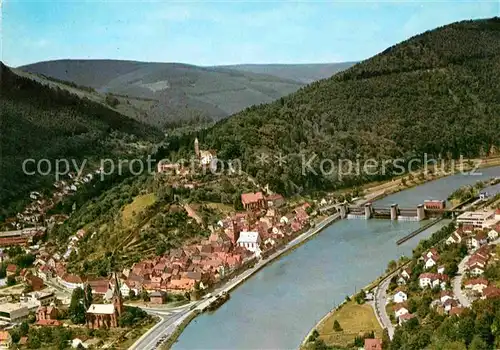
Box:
3;1;499;67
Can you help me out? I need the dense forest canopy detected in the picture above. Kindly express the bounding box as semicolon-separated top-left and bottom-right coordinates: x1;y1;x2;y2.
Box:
185;18;500;195
0;63;162;216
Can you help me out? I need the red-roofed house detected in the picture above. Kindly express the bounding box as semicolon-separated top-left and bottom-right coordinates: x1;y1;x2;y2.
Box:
6;264;17;276
87;278;110;295
419;273;448;289
424;254;439;269
449;307;465;316
481;286;500;300
294;207;310;223
35;319;62;327
464;278;489;292
364;338;382;350
394;303;409;318
398;313;416;325
440;291;453;304
0;331;12;348
266;194;285;208
241;192;266;210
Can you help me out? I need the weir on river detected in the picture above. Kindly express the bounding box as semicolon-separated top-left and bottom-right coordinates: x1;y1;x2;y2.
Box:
173;167;500;350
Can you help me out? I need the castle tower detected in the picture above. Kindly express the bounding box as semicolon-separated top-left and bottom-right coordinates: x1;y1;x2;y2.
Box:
194;137;200;158
112;273;123;317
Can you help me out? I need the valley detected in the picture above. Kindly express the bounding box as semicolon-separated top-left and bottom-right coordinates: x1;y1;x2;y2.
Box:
1;9;500;350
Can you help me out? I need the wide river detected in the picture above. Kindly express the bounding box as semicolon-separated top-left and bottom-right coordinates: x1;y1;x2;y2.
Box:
174;167;500;350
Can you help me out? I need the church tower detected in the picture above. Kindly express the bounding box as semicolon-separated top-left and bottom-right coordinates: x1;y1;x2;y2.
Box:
112;273;124;317
194;137;200;158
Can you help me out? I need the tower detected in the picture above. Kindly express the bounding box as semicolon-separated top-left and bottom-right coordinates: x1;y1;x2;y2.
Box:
112;273;123;317
194;137;200;158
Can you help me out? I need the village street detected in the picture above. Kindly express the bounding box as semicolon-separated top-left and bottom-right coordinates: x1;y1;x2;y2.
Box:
453;253;472;308
453;237;500;309
373;271;397;339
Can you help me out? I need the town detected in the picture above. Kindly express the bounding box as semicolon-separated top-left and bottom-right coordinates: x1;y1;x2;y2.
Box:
0;139;329;349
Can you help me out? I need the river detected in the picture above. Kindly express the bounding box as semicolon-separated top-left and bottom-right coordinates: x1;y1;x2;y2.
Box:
173;166;500;350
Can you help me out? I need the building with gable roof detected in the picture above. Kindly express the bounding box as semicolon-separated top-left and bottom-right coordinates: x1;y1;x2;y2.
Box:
85;274;123;329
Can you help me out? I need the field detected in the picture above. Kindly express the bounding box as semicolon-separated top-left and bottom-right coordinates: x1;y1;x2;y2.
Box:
316;301;382;348
121;193;156;225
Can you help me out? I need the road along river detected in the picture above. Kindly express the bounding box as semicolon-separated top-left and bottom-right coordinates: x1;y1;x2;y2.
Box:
173;167;500;350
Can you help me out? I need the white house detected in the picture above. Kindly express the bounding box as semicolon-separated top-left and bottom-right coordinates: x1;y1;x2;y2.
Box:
470;265;485;276
488;229;499;241
58;274;84;291
471;232;488;249
236;231;261;253
120;282;130;298
440;291;453;304
393;290;408;303
419;274;433;288
437;266;445;274
394;303;409;318
424;255;438;269
464;279;489;293
397;276;407;285
419;273;448;290
443;299;458;312
446;231;465;245
401;268;411;280
280;215;291;225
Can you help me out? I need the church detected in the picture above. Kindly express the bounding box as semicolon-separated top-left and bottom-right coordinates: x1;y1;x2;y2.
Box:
85;274;124;329
194;138;217;170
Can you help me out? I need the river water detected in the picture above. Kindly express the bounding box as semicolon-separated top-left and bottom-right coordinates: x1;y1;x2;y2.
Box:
173;167;500;350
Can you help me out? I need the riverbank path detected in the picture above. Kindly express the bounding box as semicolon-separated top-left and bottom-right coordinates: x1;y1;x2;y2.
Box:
373;271;397;339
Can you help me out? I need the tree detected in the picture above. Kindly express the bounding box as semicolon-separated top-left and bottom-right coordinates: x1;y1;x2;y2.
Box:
69;287;86;324
84;283;93;310
382;328;391;349
387;260;398;272
129;289;136;300
105;94;120;107
333;319;342;332
19;321;29;336
469;335;489;350
7;275;16;286
141;290;150;302
355;289;366;304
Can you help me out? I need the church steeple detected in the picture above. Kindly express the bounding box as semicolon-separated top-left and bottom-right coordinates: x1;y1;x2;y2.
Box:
112;272;123;316
194;137;200;158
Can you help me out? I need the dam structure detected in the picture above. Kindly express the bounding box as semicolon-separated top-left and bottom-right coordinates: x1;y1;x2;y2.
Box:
341;199;448;221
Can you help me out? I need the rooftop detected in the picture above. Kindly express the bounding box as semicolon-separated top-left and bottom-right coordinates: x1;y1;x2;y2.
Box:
86;304;115;315
0;303;28;313
457;211;495;221
237;231;260;243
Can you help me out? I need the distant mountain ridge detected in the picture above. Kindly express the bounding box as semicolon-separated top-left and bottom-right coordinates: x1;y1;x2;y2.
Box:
0;62;161;216
20;60;353;127
188;18;500;195
219;62;356;83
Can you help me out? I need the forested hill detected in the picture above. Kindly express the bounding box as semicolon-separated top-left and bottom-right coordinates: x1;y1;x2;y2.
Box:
0;62;162;216
191;18;500;195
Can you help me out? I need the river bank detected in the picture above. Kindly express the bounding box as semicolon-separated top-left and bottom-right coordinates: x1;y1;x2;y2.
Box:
172;164;500;350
